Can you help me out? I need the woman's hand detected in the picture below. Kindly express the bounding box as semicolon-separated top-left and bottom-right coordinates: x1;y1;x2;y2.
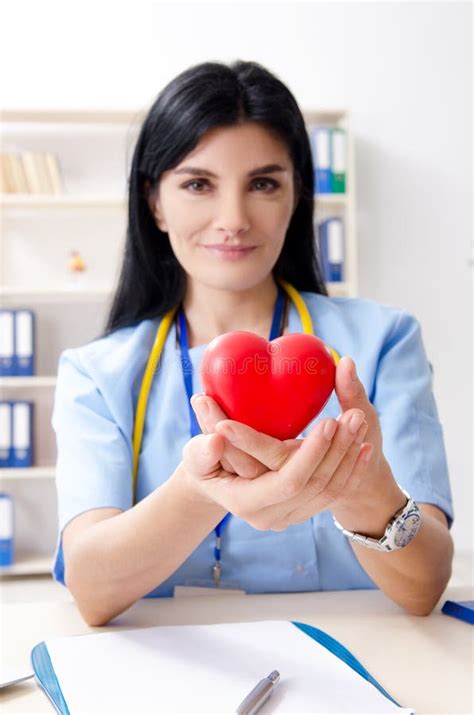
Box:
189;393;302;478
182;397;372;531
186;356;405;534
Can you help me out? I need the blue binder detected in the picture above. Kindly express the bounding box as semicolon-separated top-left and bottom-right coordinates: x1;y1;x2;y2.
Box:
0;402;13;467
318;217;345;282
312;127;332;193
330;128;347;193
31;621;404;714
0;492;14;566
0;310;15;376
14;309;35;376
11;401;34;468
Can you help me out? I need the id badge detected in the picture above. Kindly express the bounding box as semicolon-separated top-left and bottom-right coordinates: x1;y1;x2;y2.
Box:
173;586;246;597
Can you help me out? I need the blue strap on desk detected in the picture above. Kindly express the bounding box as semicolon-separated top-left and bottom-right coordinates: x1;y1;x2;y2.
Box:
31;642;70;714
292;621;401;707
441;599;474;624
30;621;403;714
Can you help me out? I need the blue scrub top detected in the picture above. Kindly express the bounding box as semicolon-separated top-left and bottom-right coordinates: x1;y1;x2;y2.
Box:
51;291;454;597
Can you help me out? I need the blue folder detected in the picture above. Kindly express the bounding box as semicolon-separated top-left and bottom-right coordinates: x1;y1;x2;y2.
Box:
0;310;15;376
318;218;345;282
0;402;13;467
11;401;34;468
31;621;404;713
312;127;332;194
14;309;35;376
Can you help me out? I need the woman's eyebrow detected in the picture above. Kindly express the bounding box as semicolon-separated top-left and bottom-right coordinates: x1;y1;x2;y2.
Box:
173;164;288;178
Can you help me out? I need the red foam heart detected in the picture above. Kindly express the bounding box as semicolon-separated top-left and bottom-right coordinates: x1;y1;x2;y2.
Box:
200;331;336;440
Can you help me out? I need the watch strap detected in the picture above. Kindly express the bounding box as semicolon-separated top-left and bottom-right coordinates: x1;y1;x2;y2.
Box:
333;486;421;552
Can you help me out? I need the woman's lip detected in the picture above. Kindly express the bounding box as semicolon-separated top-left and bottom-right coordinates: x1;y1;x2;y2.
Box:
202;245;257;260
203;244;257;250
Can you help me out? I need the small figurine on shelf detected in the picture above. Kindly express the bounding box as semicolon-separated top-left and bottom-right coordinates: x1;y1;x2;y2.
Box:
67;250;87;288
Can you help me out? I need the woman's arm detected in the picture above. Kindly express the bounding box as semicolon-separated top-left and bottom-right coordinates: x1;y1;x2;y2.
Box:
191;383;454;617
63;462;226;627
332;494;454;616
329;353;454;615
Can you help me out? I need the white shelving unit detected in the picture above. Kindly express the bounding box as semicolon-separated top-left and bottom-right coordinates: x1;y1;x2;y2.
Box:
0;552;53;576
0;107;357;576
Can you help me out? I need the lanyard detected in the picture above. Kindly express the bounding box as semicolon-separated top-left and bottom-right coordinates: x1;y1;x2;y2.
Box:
177;285;286;586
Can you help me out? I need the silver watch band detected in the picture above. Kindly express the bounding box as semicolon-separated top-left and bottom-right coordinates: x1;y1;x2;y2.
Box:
332;486;421;552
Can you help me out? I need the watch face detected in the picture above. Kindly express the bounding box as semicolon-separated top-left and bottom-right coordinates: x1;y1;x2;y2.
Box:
393;513;421;548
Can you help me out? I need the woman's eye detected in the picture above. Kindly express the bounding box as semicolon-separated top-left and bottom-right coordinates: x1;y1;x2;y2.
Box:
252;178;280;191
182;178;280;193
183;179;208;192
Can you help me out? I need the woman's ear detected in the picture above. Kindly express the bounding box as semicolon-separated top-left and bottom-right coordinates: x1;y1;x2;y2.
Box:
144;180;168;232
292;174;302;212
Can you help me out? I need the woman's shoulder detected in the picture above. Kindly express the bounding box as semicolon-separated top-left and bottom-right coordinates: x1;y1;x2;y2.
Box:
298;290;422;359
300;290;416;330
56;317;162;386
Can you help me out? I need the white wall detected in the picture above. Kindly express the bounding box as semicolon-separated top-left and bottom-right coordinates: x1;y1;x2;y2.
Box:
2;0;472;550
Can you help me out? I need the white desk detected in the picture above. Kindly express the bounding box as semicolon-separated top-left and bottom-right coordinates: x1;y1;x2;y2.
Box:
1;585;472;714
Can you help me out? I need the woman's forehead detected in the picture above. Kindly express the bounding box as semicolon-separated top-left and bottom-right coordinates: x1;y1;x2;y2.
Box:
182;123;289;161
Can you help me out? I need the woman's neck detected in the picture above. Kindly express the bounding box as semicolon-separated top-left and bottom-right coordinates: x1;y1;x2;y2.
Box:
182;276;280;347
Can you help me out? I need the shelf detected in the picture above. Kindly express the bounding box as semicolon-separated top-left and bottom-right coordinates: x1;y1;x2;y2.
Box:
0;376;57;388
315;194;348;204
327;282;352;297
0;195;127;209
0;552;53;576
0;287;113;302
1;108;146;124
0;466;55;480
1;193;347;209
1;108;349;124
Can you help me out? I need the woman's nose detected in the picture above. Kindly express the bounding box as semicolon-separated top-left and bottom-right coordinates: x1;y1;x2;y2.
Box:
214;192;251;235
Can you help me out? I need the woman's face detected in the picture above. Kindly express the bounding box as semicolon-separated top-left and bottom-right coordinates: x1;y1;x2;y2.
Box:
147;122;298;293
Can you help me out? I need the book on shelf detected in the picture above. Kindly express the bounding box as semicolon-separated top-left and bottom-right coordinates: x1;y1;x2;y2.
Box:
0;152;64;194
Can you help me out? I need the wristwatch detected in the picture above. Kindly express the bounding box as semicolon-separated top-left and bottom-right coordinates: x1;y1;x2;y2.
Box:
332;486;422;552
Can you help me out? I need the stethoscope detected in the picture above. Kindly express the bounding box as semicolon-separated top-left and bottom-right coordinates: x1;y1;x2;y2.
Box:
131;277;340;586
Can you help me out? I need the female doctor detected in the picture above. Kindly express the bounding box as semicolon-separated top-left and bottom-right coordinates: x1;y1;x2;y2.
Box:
52;60;454;627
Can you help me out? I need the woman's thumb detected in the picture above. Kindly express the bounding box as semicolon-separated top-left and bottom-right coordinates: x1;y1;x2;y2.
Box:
183;432;224;476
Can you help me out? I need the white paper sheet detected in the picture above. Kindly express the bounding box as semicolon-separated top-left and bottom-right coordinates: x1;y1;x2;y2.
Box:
44;620;414;713
0;665;34;689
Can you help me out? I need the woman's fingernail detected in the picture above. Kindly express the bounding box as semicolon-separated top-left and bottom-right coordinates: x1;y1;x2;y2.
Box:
323;420;337;440
361;444;373;463
349;412;364;434
350;361;357;382
343;356;356;382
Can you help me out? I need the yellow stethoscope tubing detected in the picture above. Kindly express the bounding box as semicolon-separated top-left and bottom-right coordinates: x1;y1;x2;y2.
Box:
131;279;340;501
